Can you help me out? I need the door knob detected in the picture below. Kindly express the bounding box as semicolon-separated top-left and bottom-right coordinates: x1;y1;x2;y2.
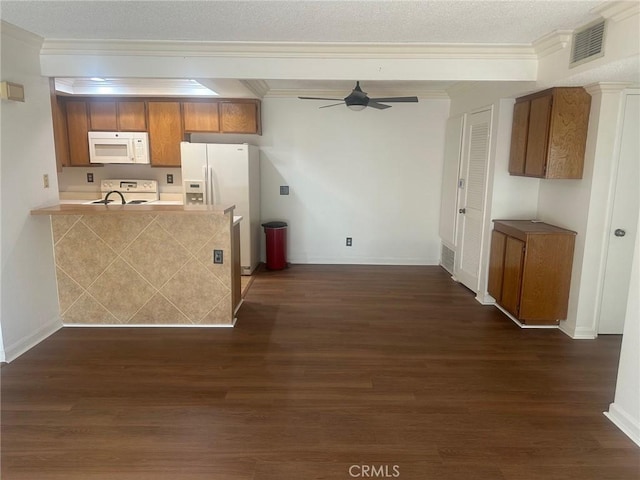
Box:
614;229;626;237
459;208;466;214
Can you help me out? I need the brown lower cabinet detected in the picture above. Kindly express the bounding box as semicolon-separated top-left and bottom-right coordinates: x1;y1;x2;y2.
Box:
488;220;576;325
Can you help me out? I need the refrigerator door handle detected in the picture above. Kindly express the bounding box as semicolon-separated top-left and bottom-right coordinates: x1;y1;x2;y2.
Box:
208;166;215;205
201;166;209;204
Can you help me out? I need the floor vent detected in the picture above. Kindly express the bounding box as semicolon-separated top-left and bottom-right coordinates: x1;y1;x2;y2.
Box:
571;20;605;67
441;244;455;274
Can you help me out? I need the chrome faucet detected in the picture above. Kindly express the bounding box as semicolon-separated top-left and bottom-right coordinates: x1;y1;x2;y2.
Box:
103;190;126;205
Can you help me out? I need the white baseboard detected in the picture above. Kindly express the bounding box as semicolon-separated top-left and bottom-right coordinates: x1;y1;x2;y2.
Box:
559;322;598;339
495;304;559;329
286;257;439;266
3;315;63;363
475;292;496;305
605;403;640;447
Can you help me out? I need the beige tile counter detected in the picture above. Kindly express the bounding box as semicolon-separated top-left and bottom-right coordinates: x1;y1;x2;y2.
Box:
32;204;240;326
32;203;234;216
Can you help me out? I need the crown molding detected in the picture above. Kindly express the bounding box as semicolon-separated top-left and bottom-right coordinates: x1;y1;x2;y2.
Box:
533;30;573;58
0;21;43;48
591;0;640;22
584;81;632;95
40;39;537;60
241;80;270;98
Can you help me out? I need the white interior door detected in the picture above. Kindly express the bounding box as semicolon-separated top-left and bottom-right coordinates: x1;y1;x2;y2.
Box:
439;115;465;247
455;109;492;292
598;94;639;334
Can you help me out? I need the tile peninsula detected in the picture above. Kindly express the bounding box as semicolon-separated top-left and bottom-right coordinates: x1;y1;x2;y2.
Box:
31;204;242;326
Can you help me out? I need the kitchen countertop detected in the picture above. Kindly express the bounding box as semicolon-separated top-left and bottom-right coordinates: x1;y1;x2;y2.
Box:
31;203;236;216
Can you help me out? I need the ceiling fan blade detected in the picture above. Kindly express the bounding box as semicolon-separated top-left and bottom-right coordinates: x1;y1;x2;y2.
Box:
370;96;419;103
298;96;344;101
367;101;392;110
319;102;345;108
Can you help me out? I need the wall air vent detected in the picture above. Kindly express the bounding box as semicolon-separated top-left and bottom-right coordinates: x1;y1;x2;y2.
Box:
570;19;606;67
441;244;455;274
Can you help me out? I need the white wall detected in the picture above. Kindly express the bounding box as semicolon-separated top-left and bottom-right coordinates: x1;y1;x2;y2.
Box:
0;23;62;361
257;97;449;265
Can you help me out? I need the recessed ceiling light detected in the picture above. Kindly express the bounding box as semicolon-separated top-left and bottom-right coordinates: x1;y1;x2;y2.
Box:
90;77;106;82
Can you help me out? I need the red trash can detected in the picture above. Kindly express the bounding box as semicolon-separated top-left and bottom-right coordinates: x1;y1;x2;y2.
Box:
262;221;288;270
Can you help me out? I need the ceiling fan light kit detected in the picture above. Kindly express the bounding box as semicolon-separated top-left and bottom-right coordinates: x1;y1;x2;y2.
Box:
299;81;418;110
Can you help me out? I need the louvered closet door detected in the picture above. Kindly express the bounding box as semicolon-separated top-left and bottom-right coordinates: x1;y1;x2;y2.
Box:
455;109;492;292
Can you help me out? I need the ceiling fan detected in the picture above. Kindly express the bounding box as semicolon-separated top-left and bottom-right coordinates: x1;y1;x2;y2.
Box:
298;81;419;110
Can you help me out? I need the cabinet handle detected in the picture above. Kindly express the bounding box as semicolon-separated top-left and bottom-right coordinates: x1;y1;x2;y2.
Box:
614;229;626;237
459;208;466;214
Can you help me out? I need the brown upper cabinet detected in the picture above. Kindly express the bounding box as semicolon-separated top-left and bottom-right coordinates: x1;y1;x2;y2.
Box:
88;100;147;131
65;100;91;166
220;101;262;134
182;99;261;134
117;101;147;131
183;101;220;132
147;101;183;167
54;95;261;167
508;87;591;179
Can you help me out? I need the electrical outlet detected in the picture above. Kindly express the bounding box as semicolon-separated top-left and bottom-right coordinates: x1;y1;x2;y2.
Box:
346;237;352;247
213;249;224;264
167;174;174;184
43;174;49;189
280;185;289;195
87;173;94;183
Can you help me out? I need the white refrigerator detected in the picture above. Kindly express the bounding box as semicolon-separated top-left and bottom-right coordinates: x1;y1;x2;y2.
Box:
180;142;260;275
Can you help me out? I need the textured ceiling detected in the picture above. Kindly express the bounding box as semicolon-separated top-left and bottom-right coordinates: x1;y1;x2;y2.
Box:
1;1;623;97
0;0;602;44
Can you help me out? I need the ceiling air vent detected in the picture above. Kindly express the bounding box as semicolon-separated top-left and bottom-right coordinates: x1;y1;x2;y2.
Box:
571;19;606;67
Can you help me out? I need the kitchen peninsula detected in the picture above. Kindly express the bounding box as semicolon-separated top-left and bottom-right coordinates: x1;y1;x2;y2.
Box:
31;204;242;326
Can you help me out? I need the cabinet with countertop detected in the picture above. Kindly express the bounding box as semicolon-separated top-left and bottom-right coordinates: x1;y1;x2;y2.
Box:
488;220;576;325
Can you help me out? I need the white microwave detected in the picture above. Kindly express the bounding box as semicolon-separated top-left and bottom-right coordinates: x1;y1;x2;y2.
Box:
88;131;150;164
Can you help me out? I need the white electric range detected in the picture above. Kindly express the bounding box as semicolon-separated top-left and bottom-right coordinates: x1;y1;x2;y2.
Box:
85;179;160;205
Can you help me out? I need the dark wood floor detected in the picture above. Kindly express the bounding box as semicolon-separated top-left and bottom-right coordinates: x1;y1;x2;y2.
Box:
2;265;638;479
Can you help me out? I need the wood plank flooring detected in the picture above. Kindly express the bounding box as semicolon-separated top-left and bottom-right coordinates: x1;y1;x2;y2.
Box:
2;265;638;479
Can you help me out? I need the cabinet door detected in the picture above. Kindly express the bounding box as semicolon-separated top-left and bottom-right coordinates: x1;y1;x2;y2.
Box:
488;230;507;302
508;100;530;175
524;94;552;177
545;88;591;179
65;100;91;166
89;101;117;131
519;235;575;322
117;101;147;131
220;102;259;133
50;87;69;171
147;101;183;167
183;102;219;132
501;236;525;317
